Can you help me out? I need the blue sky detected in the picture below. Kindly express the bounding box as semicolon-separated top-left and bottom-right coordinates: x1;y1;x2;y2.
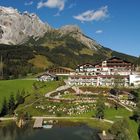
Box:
0;0;140;57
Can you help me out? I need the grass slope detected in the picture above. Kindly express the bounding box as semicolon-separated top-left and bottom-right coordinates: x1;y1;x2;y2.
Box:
0;79;35;108
28;55;53;69
0;79;64;109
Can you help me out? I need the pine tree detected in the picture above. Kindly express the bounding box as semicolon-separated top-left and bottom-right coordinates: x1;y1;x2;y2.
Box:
21;89;25;97
16;90;24;105
0;97;8;116
95;95;105;119
8;94;15;115
16;90;20;103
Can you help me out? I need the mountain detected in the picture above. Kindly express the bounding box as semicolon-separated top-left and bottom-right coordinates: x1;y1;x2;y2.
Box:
26;24;103;50
0;6;138;79
59;25;102;50
0;6;102;51
0;6;51;45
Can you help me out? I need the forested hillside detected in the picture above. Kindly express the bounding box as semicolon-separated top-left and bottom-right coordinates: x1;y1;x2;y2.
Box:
0;34;138;79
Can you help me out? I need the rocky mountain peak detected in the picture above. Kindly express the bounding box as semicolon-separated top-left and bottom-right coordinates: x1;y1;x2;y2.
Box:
0;6;18;14
59;25;82;34
59;24;101;50
0;6;51;45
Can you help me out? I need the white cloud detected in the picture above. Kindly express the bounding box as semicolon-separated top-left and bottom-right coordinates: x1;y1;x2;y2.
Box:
37;0;66;11
68;3;76;9
95;30;103;34
73;6;108;22
25;1;33;6
54;12;60;16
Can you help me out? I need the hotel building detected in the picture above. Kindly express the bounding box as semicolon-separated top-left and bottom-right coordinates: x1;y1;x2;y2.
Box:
68;57;140;87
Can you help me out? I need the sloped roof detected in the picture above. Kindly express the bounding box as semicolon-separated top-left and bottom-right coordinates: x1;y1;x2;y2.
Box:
107;56;132;64
37;72;56;78
93;56;133;66
48;67;75;72
77;63;95;67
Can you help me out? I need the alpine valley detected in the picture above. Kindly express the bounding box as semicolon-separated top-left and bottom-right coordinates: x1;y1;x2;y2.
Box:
0;6;139;79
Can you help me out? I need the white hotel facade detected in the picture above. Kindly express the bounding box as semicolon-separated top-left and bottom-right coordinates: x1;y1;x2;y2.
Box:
68;57;140;87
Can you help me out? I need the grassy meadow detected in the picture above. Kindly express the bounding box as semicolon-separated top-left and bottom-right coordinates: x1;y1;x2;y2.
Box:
0;79;139;140
0;80;35;108
0;79;64;109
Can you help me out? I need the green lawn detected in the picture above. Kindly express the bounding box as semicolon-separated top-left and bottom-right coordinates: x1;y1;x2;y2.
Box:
36;80;64;95
0;79;64;108
73;107;139;140
105;108;132;121
0;79;35;107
